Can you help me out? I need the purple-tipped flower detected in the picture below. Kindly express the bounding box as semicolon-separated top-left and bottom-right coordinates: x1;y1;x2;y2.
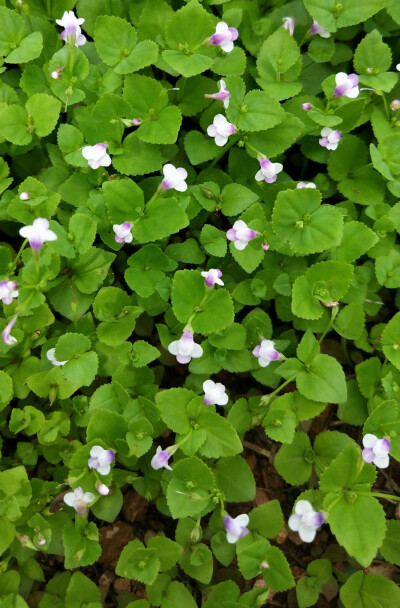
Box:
390;100;400;111
252;339;280;368
161;163;188;192
224;513;250;544
203;379;228;406
207;114;236;147
19;191;30;200
132;118;142;126
262;243;269;251
0;280;18;305
209;21;238;53
151;446;172;471
297;182;316;189
255;157;283;184
19;218;57;251
201;268;224;288
46;348;68;367
88;446;115;476
56;10;86;47
309;21;331;38
204;79;231;109
63;487;95;515
51;67;64;79
113;222;133;244
362;434;391;469
168;330;203;364
282;17;295;36
334;72;359;99
82;143;111;169
319;127;341;151
288;500;325;543
227;220;257;251
2;316;17;346
302;103;312;111
96;483;110;496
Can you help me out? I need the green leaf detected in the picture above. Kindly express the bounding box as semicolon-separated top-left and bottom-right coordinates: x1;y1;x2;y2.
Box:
197;410;242;457
214;456;255;502
0;6;25;56
55;333;90;361
116;540;160;584
0;105;30;145
103;178;144;224
113;133;162;176
6;31;43;63
220;183;258;216
155;388;193;434
296;576;321;608
353;30;392;75
257;28;300;93
0;370;13;412
340;571;400;608
63;521;101;569
137;106;182;145
185;131;217;165
94;16;137;67
249;500;284;538
263;546;295;591
227;90;285;132
336;221;378;263
65;572;101;608
116;40;159;74
274;432;313;486
200;224;227;257
161;581;198;608
69;214;97;254
296;353;347;403
272;189;343;255
303;0;385;32
381;520;400;566
0;518;15;556
381;313;400;370
132;197;188;243
25;94;61;137
166;457;215;518
334;302;365;340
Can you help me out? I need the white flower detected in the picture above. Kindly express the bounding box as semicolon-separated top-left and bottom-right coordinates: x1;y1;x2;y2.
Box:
161;164;188;192
19;191;30;200
96;483;110;495
81;143;111;169
255;157;283;184
226;220;257;251
151;446;172;471
282;17;295;36
309;21;331;38
168;331;203;364
204;79;231;109
0;280;18;305
333;72;359;99
252;339;280;367
63;487;95;515
203;379;228;406
224;514;250;543
46;348;68;367
288;500;325;543
2;316;17;346
207;114;236;147
201;268;224;287
88;446;115;476
362;434;391;469
113;222;133;244
19;218;57;251
297;182;316;189
56;10;86;47
209;22;238;53
319;127;341;151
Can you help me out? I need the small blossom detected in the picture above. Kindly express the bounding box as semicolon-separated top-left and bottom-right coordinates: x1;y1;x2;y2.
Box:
302;103;312;111
396;64;400;71
82;143;111;169
132;118;142;126
46;348;68;367
0;280;18;305
321;299;339;308
224;513;250;544
282;17;295;36
309;21;331;38
288;500;325;543
201;268;224;287
168;330;203;364
205;79;231;109
261;561;269;570
319;127;341;151
252;339;280;367
255;157;283;184
56;10;86;47
161;163;188;192
362;434;391;469
203;379;228;406
334;72;359;99
19;218;57;251
19;191;30;200
297;182;316;189
113;222;133;244
262;243;269;251
36;534;46;546
151;446;172;471
63;487;95;515
227;220;257;251
51;67;64;79
88;446;115;476
390;99;400;111
209;21;238;53
207;114;236;147
96;483;110;496
2;316;17;346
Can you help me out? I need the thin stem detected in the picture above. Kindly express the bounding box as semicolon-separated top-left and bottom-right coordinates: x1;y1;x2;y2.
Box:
365;492;400;502
206;134;240;173
260;373;298;405
379;91;390;120
318;306;339;344
9;239;28;273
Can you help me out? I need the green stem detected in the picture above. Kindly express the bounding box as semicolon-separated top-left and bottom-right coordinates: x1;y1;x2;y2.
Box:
318;306;339;344
69;44;75;74
379;91;390;120
260;373;298;405
46;0;51;16
206;134;240;173
359;491;400;502
9;239;28;273
244;142;264;158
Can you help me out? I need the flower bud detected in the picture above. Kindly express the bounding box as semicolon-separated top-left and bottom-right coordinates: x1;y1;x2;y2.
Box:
132;118;142;126
390;99;400;111
262;243;269;251
302;103;312;111
19;191;30;200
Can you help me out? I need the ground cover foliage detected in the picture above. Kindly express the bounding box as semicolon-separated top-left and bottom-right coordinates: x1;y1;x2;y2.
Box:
0;0;400;606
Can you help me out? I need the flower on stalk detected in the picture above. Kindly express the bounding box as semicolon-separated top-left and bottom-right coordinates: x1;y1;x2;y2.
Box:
2;316;17;346
207;114;236;147
168;331;203;364
88;446;115;476
302;103;312;111
151;446;172;471
319;127;341;151
96;483;110;496
19;218;57;251
362;434;391;469
56;11;86;47
113;222;133;244
0;280;18;305
282;17;295;36
334;72;359;99
82;143;111;169
209;21;238;53
224;513;250;544
19;191;30;200
203;379;228;406
262;243;270;251
51;67;64;79
63;487;95;515
297;182;316;189
205;79;231;109
161;163;188;192
227;220;257;251
252;339;280;367
309;21;331;38
255;157;283;184
201;268;224;288
288;500;325;543
46;348;68;367
132;118;142;126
